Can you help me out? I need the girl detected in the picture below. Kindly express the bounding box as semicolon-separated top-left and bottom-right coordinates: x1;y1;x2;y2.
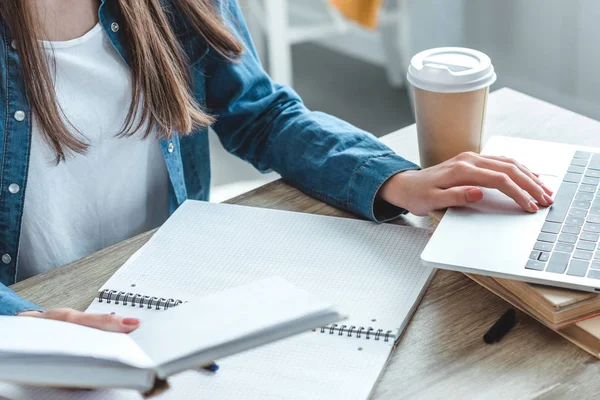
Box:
5;0;552;331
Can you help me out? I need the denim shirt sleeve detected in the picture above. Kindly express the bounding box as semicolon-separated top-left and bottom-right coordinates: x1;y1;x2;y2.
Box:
205;0;420;222
0;284;44;315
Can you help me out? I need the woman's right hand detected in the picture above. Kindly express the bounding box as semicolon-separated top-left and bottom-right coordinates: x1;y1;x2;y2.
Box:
379;151;554;216
18;308;140;333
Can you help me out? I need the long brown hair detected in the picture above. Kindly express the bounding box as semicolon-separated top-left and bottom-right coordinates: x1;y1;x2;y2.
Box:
0;0;243;162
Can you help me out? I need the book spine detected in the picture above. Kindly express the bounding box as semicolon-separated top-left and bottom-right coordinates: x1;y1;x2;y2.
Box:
312;324;396;342
97;289;184;311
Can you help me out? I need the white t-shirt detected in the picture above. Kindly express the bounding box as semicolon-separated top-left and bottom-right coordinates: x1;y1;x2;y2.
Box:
17;23;171;281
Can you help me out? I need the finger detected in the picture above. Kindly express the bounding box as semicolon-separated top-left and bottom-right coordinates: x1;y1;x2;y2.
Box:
42;309;140;333
480;155;552;195
431;186;484;210
446;163;539;212
470;157;552;207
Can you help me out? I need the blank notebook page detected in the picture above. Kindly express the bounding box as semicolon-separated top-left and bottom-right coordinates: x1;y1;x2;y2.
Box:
79;200;432;400
0;334;388;400
104;201;432;332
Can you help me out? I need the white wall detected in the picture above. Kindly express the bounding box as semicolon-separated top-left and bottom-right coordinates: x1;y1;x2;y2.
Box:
290;0;600;121
464;0;600;121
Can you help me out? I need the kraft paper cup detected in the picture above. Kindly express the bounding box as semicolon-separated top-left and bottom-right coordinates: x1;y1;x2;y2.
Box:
407;47;497;168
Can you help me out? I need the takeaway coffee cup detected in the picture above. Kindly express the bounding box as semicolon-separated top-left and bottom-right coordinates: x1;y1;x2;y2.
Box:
407;47;497;168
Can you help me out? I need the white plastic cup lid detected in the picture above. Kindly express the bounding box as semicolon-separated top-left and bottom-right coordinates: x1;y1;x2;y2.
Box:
407;47;496;93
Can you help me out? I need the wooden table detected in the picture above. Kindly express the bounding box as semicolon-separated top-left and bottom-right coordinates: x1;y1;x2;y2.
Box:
12;88;600;398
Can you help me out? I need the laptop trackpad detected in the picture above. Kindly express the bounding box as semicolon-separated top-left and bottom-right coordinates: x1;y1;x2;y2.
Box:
424;175;561;275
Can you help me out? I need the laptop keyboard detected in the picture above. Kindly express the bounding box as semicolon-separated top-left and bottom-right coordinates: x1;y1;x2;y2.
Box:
526;151;600;279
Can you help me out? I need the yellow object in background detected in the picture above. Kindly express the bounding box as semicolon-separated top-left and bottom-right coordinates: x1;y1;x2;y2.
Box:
329;0;384;29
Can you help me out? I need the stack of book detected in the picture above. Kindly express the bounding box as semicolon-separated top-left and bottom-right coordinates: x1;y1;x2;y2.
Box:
467;274;600;358
428;210;600;358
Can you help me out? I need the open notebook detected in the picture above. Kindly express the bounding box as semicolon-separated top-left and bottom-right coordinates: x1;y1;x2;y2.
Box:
0;277;342;392
1;201;433;400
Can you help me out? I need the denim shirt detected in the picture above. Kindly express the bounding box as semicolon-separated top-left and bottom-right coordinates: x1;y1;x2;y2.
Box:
0;0;419;315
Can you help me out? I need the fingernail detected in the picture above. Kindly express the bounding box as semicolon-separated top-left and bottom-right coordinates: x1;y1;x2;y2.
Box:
543;193;554;205
122;318;140;326
542;184;553;195
466;188;482;202
529;200;539;212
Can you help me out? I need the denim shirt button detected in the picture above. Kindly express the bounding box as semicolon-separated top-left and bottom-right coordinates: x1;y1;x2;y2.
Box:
168;142;174;153
14;110;25;122
1;254;11;264
10;40;17;50
111;22;120;32
8;183;19;194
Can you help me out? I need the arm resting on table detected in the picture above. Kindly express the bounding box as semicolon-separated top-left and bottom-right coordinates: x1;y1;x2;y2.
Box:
205;0;420;222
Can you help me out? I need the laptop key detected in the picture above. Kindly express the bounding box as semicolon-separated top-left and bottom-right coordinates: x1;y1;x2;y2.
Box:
537;232;557;243
584;222;600;233
595;250;600;259
586;170;600;178
574;250;593;260
538;252;550;262
588;163;600;171
591;260;600;269
575;151;592;159
546;252;570;273
573;200;592;209
565;216;585;226
569;207;588;217
563;173;582;183
579;184;597;193
558;234;577;244
583;177;600;186
530;251;541;260
587;215;600;224
546;182;578;223
556;242;575;253
577;241;596;251
588;269;600;279
568;165;585;174
562;225;581;235
576;192;594;202
542;221;561;234
581;232;600;242
571;158;588;167
566;259;589;277
534;241;554;251
590;207;600;215
525;260;545;271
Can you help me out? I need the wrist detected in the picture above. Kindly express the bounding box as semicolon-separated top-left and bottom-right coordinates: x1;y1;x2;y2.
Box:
378;170;419;211
17;310;43;316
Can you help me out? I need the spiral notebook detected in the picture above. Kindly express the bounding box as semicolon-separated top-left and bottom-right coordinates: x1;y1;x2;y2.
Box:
0;277;343;393
1;201;433;399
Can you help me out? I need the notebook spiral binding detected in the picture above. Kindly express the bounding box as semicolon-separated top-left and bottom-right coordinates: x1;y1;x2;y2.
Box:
97;289;184;311
312;324;396;342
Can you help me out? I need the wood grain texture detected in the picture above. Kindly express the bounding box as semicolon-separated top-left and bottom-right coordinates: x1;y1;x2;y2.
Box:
10;88;600;398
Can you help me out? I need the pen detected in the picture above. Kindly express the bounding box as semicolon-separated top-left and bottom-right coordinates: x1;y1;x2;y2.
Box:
202;362;220;372
483;308;517;344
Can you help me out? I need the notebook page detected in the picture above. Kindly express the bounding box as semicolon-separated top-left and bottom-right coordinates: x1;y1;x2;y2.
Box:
0;332;390;400
102;201;432;333
0;317;152;369
88;201;432;399
129;277;341;367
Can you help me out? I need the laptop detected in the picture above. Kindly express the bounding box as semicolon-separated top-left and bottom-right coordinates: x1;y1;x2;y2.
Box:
422;135;600;293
